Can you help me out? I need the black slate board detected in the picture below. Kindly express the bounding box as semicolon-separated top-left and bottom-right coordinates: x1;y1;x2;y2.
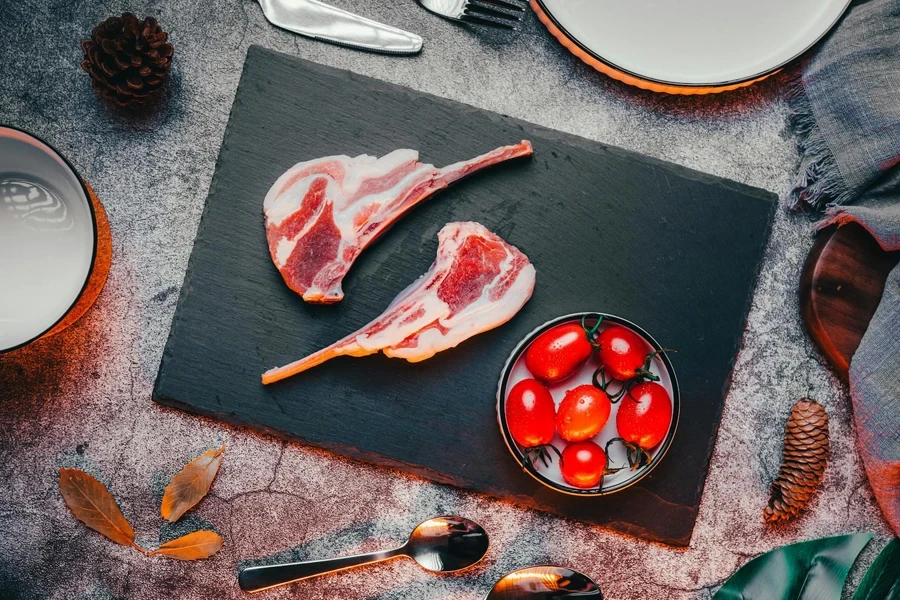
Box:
154;46;776;547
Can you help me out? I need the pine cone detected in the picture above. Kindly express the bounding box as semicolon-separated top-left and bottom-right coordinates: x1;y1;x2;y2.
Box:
764;399;829;523
80;13;174;106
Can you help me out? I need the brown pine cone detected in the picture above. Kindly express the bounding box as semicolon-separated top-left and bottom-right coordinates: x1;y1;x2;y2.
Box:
764;399;829;523
80;13;174;106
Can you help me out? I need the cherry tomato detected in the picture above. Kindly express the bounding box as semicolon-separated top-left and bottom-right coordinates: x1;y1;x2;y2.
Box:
597;325;650;380
560;441;606;488
506;379;557;447
555;384;611;442
616;381;672;449
524;322;594;384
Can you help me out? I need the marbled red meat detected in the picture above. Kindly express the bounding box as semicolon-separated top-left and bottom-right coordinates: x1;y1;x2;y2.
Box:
263;141;533;303
262;222;536;384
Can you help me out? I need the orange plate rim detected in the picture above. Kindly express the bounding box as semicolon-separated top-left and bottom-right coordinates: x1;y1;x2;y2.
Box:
530;0;778;95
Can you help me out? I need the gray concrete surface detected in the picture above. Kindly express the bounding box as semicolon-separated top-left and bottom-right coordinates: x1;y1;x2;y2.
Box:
0;1;893;598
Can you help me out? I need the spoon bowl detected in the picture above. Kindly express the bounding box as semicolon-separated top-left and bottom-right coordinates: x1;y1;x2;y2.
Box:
239;515;488;593
485;566;602;599
406;516;490;572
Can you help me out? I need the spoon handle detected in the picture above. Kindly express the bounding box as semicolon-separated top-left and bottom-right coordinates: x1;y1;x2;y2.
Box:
238;547;402;592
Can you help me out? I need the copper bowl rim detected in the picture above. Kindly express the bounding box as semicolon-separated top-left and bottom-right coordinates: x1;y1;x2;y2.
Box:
0;124;99;353
531;0;852;93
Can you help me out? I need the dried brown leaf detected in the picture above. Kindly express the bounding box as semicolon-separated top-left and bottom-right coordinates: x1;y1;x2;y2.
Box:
149;530;223;560
59;468;139;549
161;444;226;522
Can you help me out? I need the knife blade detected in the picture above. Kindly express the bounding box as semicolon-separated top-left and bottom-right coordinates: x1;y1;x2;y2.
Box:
256;0;424;55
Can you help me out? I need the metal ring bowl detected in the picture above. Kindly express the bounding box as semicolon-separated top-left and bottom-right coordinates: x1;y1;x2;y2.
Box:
0;125;106;353
496;312;680;496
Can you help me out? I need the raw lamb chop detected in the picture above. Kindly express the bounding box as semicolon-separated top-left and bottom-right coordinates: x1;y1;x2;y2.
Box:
264;140;533;303
262;222;536;384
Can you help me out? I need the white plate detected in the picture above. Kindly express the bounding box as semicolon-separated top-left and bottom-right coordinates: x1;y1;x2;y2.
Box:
536;0;851;86
0;126;96;352
496;313;680;496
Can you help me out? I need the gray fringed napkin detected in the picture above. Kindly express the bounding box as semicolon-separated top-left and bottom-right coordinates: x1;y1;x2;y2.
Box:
788;0;900;535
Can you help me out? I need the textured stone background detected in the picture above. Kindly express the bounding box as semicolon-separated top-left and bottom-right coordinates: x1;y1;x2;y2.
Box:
0;1;893;598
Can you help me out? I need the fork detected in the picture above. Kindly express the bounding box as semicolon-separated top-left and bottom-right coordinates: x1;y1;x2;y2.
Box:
416;0;527;29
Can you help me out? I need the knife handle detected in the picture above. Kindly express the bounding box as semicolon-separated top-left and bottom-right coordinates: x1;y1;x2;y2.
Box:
256;0;423;55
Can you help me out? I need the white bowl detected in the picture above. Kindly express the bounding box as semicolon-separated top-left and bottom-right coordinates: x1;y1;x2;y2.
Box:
496;312;680;496
0;126;97;352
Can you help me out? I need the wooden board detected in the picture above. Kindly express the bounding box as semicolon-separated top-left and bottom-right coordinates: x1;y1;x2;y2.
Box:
153;46;777;547
800;223;900;379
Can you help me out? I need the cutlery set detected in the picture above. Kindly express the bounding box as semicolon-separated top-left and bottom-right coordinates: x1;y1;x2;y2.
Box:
254;0;527;54
238;516;601;597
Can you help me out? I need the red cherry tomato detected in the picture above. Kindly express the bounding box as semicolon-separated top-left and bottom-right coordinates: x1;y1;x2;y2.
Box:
555;384;611;442
560;441;606;488
597;325;649;380
616;381;673;449
505;379;556;448
524;322;594;384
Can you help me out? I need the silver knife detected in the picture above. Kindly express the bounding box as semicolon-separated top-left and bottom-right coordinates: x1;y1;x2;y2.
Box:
256;0;424;55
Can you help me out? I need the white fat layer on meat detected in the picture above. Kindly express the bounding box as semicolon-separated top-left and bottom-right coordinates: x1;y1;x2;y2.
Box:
333;163;434;217
347;222;469;351
266;153;441;271
345;222;537;360
355;292;445;352
341;149;418;196
263;151;422;228
385;262;536;361
274;237;295;267
263;155;347;225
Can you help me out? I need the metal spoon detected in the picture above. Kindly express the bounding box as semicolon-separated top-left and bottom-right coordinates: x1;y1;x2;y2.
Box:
485;566;602;599
238;516;489;593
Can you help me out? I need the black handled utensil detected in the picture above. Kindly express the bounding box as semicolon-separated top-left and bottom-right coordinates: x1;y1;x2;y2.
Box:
238;516;489;593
